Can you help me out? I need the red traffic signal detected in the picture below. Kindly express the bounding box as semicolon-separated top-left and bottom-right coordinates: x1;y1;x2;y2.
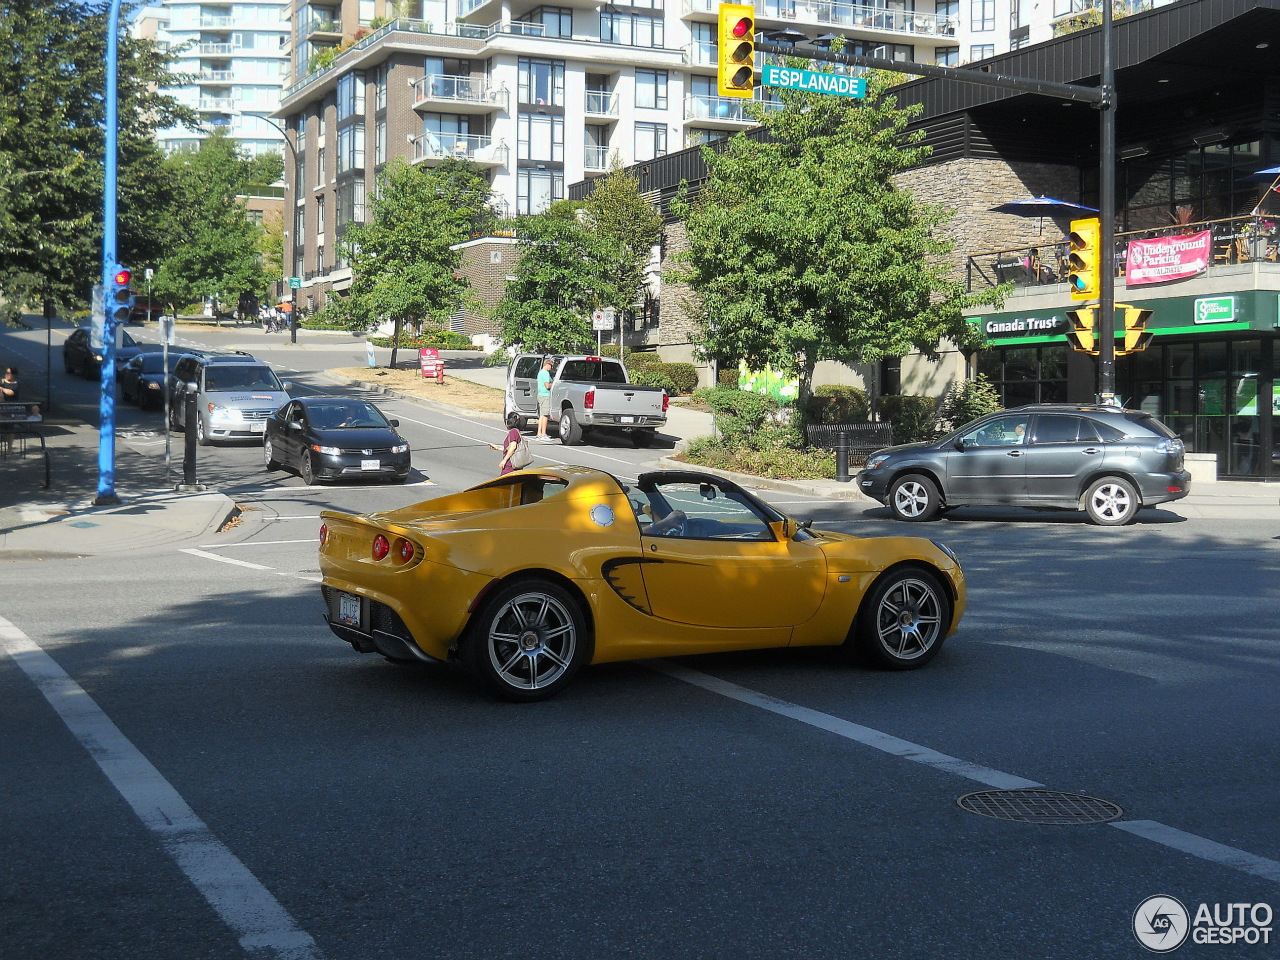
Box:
113;267;132;287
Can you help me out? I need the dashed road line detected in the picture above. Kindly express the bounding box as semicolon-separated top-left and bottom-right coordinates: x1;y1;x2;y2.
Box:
0;615;324;960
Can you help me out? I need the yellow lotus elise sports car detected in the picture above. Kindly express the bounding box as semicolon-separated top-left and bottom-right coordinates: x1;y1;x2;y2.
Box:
318;467;966;701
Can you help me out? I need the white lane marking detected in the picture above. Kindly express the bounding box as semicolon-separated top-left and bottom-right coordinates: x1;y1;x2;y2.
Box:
657;661;1280;886
0;616;323;960
265;516;324;521
652;661;1042;790
1112;821;1280;884
196;539;318;548
180;548;274;570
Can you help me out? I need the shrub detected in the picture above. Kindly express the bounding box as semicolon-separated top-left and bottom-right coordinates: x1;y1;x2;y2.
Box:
700;387;778;445
629;367;676;395
936;375;1002;432
369;330;476;350
681;435;836;480
878;394;941;444
649;361;698;395
717;367;739;387
623;350;660;369
804;385;870;424
483;348;511;367
600;344;622;358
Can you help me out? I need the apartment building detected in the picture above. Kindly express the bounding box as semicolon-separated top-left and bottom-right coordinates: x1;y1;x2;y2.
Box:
147;0;293;155
274;0;1094;311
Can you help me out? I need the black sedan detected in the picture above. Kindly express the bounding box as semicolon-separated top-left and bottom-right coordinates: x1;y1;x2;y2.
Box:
62;327;143;380
120;350;202;409
263;396;412;485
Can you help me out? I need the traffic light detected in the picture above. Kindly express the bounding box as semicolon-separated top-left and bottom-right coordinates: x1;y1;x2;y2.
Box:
1066;306;1097;354
1116;304;1153;356
1067;217;1102;302
717;3;755;99
109;264;134;325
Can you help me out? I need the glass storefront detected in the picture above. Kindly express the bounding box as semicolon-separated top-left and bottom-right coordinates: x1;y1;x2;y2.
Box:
976;343;1069;407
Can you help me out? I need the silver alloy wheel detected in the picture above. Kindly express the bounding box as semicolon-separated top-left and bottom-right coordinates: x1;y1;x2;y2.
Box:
893;480;932;518
485;590;578;693
1087;480;1134;524
872;576;944;661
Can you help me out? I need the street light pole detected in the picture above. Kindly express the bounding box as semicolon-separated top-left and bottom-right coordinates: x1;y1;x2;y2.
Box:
235;111;299;343
96;0;125;506
1096;0;1118;403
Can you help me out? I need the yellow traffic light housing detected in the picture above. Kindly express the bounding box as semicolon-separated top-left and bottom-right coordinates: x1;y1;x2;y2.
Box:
1067;217;1102;302
717;3;755;99
1116;304;1153;356
1066;306;1097;355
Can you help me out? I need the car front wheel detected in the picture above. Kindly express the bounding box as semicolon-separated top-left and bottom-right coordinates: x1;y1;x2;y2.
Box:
1084;476;1138;526
854;567;951;669
263;438;280;471
300;452;316;485
889;474;941;522
463;578;591;702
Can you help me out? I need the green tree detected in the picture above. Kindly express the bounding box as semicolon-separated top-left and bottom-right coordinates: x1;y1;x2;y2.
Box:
580;163;663;334
328;158;492;368
0;0;195;320
151;131;276;314
494;201;630;353
672;71;999;415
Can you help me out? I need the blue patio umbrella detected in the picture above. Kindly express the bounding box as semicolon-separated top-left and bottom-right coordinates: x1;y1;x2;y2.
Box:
991;195;1100;234
1237;165;1280;182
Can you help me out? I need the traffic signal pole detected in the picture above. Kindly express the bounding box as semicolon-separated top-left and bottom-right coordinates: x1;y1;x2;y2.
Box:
97;0;125;505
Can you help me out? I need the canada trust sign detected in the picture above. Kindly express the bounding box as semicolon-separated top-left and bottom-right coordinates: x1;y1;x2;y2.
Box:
975;314;1069;338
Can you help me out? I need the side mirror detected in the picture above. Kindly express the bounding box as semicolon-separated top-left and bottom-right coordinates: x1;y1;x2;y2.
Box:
185;381;198;393
389;419;400;427
282;380;293;391
287;420;302;431
954;437;968;451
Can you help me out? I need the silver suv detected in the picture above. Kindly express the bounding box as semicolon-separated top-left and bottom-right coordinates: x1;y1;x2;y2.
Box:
169;353;292;445
857;404;1191;526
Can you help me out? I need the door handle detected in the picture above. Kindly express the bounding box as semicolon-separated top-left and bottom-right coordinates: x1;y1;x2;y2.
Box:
1006;450;1023;457
1082;447;1101;455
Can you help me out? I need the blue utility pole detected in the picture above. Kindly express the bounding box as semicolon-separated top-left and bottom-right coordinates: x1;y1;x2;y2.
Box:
96;0;124;505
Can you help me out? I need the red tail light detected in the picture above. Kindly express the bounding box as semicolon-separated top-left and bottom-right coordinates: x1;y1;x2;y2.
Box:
585;389;595;410
319;523;328;545
396;538;414;563
662;392;669;412
372;534;390;561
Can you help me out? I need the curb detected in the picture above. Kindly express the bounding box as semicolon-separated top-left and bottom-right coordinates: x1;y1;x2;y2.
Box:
655;456;868;501
336;375;504;422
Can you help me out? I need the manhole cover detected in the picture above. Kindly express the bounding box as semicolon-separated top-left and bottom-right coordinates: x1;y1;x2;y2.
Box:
957;789;1123;825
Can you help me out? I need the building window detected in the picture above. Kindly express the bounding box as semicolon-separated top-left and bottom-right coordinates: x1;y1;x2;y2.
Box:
337;124;364;173
316;144;325;187
316;196;325;235
635;69;668;110
600;12;663;48
336;177;365;232
518;57;565;106
634;121;667;162
517;168;563;215
337;71;364;121
935;45;959;65
970;0;994;30
375;118;386;165
969;43;994;60
531;6;572;37
293;205;305;275
375;64;387;111
976;344;1068;408
518;113;564;162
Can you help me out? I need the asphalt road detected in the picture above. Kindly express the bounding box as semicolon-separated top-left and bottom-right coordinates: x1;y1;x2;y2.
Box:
2;322;1279;959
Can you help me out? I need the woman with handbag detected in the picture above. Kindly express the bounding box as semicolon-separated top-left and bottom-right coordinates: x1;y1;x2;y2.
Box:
491;413;528;475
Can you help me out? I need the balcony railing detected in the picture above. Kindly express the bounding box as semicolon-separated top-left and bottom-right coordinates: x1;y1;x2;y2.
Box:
683;41;717;67
585;91;619;116
199;70;234;82
757;0;950;35
198;42;234;55
681;0;717;14
198;97;235;112
584;145;612;170
412;74;509;110
684;94;783;122
200;15;233;28
306;18;342;36
410;133;510;167
967;213;1280;293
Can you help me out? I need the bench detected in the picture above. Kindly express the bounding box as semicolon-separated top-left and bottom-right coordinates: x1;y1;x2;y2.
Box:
0;402;50;487
806;422;894;468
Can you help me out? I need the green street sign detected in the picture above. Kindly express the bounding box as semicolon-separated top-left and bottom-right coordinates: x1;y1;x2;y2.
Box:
1193;295;1234;323
288;276;301;289
761;64;866;99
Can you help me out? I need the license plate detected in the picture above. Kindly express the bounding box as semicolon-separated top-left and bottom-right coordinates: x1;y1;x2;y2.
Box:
361;459;380;471
250;421;266;433
338;592;361;627
620;416;635;424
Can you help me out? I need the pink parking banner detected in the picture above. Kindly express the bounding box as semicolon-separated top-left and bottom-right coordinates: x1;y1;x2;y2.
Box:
1125;230;1212;286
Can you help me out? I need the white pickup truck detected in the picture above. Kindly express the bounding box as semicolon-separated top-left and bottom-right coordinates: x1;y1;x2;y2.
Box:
505;353;668;447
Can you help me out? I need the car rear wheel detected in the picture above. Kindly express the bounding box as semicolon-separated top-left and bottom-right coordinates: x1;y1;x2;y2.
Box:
1085;476;1138;526
889;474;941;522
854;567;950;669
559;408;582;445
463;578;590;702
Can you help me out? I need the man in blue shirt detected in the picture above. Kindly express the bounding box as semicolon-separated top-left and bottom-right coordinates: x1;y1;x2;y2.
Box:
535;356;554;441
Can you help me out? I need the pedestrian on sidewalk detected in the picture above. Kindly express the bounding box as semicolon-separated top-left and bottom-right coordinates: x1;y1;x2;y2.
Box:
0;366;18;454
535;356;554;441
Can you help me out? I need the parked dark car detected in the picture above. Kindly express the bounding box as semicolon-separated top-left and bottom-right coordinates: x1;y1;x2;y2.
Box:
263;396;412;485
63;327;143;381
120;350;203;409
129;296;164;325
857;404;1191;526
